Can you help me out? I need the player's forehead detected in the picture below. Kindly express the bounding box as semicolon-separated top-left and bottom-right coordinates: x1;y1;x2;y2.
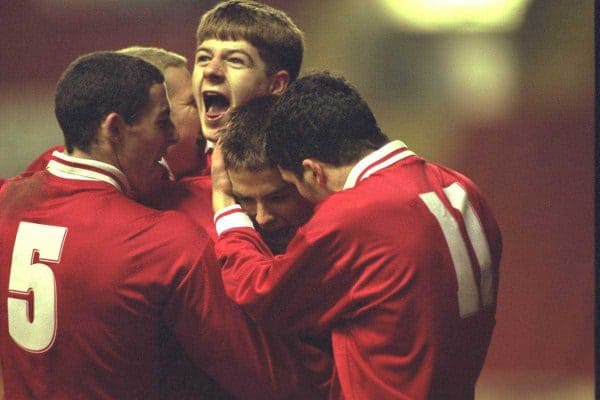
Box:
230;167;287;197
197;39;261;58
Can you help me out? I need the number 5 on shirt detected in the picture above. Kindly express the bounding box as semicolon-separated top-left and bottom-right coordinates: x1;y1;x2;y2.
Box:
7;221;67;352
420;182;494;318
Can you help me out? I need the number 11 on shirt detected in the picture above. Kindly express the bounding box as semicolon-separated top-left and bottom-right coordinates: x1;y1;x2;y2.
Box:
419;182;494;318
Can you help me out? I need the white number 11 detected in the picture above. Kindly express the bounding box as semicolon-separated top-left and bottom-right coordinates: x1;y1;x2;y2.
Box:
419;183;494;318
8;221;67;352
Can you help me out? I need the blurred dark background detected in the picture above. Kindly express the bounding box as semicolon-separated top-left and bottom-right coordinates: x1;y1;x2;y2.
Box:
0;1;594;398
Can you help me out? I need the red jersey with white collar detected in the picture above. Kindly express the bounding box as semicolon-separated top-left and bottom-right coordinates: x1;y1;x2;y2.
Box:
0;151;328;399
23;144;65;174
24;145;218;241
215;140;502;399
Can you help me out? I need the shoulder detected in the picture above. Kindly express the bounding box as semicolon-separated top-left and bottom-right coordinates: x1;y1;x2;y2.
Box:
299;191;368;246
141;207;212;244
180;174;212;186
427;162;480;190
24;144;65;174
180;175;212;196
147;176;212;208
118;208;216;285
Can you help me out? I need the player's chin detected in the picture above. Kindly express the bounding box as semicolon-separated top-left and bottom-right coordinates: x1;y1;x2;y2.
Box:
262;228;294;255
201;118;229;143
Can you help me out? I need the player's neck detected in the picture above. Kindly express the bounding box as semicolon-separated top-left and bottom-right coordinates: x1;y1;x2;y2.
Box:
324;148;375;192
322;163;354;193
70;141;119;170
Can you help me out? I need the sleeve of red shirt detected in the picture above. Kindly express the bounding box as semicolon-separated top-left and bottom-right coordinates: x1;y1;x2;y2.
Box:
214;208;355;335
163;214;329;399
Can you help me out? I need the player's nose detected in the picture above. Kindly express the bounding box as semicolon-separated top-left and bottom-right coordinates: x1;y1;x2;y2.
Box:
203;58;224;81
255;203;275;227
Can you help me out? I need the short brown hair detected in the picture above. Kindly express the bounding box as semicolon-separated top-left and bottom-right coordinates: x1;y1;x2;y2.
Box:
221;95;278;172
55;52;164;153
196;0;304;80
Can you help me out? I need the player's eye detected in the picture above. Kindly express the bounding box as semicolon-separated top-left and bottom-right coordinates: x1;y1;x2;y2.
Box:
228;57;244;65
196;54;211;65
268;193;289;203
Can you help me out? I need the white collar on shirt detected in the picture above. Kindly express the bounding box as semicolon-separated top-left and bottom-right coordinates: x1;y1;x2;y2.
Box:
205;139;215;153
46;150;134;197
343;140;416;190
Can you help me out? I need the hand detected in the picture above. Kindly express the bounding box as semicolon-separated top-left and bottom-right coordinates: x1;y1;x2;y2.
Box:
211;139;236;211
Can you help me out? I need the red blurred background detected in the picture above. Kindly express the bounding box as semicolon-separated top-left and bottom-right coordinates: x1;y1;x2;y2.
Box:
0;1;594;398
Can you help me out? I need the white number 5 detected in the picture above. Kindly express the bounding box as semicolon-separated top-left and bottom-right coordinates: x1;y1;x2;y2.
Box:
420;183;494;318
8;221;67;352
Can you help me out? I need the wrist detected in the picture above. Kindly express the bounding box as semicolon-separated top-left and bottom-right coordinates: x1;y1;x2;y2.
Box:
212;189;237;212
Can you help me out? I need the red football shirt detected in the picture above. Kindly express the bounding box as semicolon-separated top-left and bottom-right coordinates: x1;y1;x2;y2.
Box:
23;144;65;174
214;140;502;399
25;145;218;241
0;151;328;399
148;174;218;242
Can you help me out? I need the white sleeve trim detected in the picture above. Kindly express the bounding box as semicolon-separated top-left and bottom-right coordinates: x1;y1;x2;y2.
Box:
214;204;255;236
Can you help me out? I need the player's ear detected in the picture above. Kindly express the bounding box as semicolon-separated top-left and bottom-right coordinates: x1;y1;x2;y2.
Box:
102;112;126;145
269;70;290;95
302;158;327;188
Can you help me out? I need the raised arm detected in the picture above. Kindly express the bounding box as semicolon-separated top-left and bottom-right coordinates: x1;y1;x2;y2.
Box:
165;224;330;399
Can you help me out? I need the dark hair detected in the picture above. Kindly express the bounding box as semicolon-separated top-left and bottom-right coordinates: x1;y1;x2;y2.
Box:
55;51;164;153
196;0;304;80
266;72;388;176
221;95;278;172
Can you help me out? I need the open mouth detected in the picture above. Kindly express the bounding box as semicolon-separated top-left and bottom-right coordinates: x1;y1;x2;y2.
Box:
203;92;230;120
